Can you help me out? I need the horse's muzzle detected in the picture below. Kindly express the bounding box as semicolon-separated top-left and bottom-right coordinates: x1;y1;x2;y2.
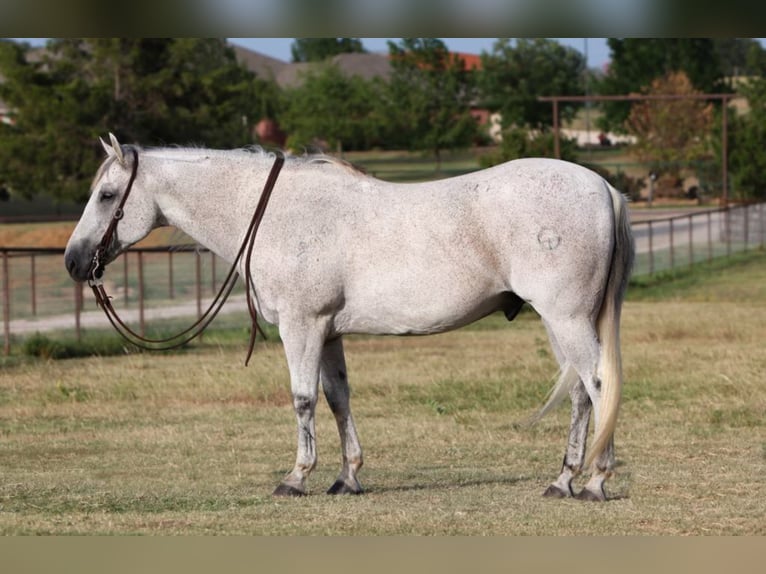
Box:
64;245;94;283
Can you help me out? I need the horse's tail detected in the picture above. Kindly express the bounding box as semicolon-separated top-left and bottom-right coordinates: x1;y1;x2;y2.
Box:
584;182;635;468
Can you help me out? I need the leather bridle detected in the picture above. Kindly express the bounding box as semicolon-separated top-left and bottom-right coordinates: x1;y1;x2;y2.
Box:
87;147;285;365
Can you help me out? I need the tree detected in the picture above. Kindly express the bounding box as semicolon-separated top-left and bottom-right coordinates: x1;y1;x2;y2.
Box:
713;38;766;81
479;38;585;131
726;77;766;199
0;38;268;202
597;38;727;133
385;38;478;168
290;38;366;63
626;71;714;172
279;64;384;152
0;40;112;201
479;127;579;168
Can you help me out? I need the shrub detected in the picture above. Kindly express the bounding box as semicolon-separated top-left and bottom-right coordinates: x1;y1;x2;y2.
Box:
479;127;578;168
22;333;130;360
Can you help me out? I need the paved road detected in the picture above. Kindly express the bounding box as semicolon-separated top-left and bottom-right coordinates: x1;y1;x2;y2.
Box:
630;208;723;254
8;294;251;336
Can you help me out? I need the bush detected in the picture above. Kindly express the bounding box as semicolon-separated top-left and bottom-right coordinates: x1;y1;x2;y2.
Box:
479;127;578;168
22;333;131;360
581;163;645;202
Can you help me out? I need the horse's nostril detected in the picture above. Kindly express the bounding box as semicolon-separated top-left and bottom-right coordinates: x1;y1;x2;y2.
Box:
65;254;78;278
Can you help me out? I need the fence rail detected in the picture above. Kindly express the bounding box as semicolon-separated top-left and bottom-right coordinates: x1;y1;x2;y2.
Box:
1;245;244;355
3;202;766;355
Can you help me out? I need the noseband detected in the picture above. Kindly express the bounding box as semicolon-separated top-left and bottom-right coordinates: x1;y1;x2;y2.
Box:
87;147;285;365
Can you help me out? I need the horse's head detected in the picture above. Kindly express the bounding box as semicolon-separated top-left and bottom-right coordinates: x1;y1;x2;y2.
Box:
65;133;161;282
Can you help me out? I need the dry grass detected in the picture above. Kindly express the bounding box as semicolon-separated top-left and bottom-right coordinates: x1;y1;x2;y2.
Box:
1;254;765;534
0;222;180;248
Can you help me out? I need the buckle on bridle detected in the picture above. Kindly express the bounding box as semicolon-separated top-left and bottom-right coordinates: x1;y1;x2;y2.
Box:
87;249;105;287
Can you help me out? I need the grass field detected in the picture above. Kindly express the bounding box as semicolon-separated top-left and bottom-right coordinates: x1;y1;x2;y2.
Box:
0;249;764;534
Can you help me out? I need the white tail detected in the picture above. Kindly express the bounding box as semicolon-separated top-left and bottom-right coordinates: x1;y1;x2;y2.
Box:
584;183;634;468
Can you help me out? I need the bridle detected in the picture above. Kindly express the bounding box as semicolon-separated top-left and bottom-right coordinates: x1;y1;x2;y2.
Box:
87;147;285;365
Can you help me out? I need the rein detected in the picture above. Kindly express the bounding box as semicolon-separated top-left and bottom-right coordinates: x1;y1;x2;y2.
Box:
88;148;285;365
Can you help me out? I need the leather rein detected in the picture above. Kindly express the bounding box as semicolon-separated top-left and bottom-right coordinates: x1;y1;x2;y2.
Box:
87;148;285;365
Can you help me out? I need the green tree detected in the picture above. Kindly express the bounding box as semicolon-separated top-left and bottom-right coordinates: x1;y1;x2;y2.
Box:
0;38;268;202
385;38;478;168
83;38;263;147
726;77;766;200
597;38;727;133
479;38;585;130
713;38;766;81
290;38;366;63
280;64;383;152
480;127;578;168
0;40;111;201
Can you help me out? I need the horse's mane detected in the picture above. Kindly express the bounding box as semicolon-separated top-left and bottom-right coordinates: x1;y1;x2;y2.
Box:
138;145;367;176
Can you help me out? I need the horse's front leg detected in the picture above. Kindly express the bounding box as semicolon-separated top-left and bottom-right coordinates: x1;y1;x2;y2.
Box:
273;319;327;496
320;337;363;495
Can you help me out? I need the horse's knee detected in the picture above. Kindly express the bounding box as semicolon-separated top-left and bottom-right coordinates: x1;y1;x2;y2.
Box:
293;393;316;415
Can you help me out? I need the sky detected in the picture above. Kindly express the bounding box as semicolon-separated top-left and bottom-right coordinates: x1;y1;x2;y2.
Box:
229;38;613;68
12;37;612;69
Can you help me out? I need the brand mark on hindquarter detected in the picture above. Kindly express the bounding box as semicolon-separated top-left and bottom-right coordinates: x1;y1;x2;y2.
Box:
537;228;561;251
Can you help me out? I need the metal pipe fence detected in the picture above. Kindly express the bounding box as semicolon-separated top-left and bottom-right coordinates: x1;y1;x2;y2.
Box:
2;202;766;355
630;202;765;276
1;245;245;355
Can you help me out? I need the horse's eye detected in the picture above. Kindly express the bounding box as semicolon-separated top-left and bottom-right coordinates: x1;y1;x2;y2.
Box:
99;190;116;202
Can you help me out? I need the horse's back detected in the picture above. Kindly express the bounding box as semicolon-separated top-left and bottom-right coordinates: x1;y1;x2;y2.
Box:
314;158;618;335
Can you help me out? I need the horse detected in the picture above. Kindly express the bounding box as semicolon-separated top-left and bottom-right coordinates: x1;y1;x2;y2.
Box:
65;134;634;501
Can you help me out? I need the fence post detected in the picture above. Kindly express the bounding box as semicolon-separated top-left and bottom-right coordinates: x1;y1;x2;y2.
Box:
2;250;9;356
648;221;654;275
195;251;203;343
168;250;174;299
688;214;694;267
707;211;713;262
744;204;750;251
137;251;145;336
669;218;675;270
74;280;82;342
123;253;130;306
211;252;217;294
30;253;37;316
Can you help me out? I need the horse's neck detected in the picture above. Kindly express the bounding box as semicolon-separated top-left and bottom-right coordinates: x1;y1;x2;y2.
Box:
148;152;266;263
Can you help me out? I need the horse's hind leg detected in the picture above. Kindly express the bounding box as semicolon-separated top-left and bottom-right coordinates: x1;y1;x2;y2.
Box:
320;337;364;495
540;322;592;499
541;314;612;501
543;377;592;498
577;437;615;502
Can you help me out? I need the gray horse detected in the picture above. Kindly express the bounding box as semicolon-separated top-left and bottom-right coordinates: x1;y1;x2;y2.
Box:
65;135;634;501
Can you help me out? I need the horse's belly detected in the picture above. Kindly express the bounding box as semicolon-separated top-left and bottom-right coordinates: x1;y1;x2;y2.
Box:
335;278;507;336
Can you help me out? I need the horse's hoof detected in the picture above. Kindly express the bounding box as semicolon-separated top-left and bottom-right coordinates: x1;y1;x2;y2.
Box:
575;487;606;502
272;483;306;497
327;480;363;495
542;484;572;498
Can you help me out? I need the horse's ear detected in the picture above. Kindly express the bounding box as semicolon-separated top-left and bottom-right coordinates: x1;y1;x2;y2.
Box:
99;136;113;158
108;132;126;166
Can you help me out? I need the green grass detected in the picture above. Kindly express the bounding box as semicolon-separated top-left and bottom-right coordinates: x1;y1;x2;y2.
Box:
1;251;765;534
628;247;766;301
343;148;484;182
